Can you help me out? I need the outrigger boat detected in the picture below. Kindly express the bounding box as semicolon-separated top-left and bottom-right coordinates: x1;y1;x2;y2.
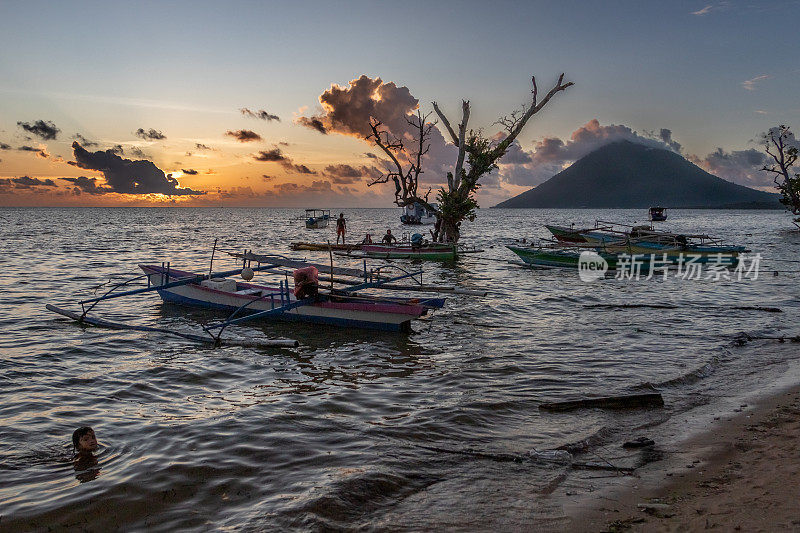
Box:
46;247;485;345
359;243;458;261
290;242;362;252
545;220;748;258
304;209;331;229
507;245;621;270
138;263;441;332
339;242;485;261
507;242;740;270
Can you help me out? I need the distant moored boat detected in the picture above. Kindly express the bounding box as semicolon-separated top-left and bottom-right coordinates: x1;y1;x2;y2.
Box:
305;209;331;229
649;206;667;221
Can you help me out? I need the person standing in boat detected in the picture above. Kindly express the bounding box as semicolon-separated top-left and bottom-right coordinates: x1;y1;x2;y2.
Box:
336;213;347;244
381;229;397;245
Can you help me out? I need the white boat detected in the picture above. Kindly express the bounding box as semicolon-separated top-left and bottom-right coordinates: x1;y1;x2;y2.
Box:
305;209;330;229
401;202;437;225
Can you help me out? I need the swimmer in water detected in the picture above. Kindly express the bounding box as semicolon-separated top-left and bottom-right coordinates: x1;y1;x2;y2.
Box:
72;426;98;455
72;427;100;482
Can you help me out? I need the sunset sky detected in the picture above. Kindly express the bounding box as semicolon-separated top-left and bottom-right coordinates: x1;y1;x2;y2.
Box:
1;0;798;207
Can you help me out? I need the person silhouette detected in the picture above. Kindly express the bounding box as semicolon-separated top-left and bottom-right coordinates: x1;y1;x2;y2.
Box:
336;213;347;244
381;229;397;245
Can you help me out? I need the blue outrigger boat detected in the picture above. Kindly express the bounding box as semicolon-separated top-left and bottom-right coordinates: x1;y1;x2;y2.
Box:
545;220;748;259
46;249;487;348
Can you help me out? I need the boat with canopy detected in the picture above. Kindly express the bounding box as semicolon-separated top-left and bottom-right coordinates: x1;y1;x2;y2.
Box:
304;209;331;229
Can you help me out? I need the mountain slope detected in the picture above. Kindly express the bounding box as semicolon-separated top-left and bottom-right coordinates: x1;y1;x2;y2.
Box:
494;140;780;208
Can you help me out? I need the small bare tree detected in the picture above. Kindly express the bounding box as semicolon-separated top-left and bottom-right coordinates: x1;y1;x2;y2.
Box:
762;125;800;227
366;110;437;210
366;74;573;243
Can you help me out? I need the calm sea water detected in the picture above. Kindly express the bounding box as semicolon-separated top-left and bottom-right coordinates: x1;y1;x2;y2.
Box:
1;207;798;530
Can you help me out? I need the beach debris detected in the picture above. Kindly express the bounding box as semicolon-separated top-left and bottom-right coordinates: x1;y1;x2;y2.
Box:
732;306;782;313
607;517;646;531
540;393;664;412
528;449;573;465
622;437;655;449
637;502;673;517
415;444;633;474
732;332;800;346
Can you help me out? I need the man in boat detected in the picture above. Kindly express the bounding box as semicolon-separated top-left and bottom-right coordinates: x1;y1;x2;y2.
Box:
381;229;397;245
293;266;319;299
336;213;346;244
361;233;373;244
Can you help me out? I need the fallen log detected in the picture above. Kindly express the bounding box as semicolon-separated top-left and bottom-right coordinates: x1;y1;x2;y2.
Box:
539;393;664;412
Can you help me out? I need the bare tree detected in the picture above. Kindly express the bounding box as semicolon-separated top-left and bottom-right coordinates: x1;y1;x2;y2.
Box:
366;110;436;210
430;73;573;242
762;125;800;227
366;74;573;243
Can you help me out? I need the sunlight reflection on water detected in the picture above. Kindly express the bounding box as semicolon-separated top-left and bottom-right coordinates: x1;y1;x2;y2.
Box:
0;207;798;529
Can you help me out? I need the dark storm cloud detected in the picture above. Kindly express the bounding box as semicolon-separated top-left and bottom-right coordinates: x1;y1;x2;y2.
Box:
297;117;327;134
11;176;57;188
17;120;60;140
323;163;383;184
658;128;682;153
363;152;378;159
240;108;280;122
134;128;166;140
181;168;198;175
109;144;124;155
225;129;263;142
272;179;333;195
195;143;213;151
253;147;317;174
18;145;50;158
129;146;148;159
60;176;113;195
325;164;361;179
74;133;98;147
71;141;204;196
283;162;316;174
253;148;285;162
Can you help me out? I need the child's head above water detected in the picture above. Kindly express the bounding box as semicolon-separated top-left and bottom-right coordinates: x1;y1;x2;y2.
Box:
72;427;97;454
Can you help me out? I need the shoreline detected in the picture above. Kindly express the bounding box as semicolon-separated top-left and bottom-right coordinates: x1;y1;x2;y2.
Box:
565;382;800;532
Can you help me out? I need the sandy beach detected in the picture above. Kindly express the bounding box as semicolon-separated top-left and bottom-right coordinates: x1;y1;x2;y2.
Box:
570;384;800;532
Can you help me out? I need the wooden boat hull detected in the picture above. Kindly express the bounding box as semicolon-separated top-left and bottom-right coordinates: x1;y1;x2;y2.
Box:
507;245;739;269
290;242;362;251
140;265;433;332
305;219;329;229
507;246;619;269
544;224;591;243
360;244;457;261
546;225;745;258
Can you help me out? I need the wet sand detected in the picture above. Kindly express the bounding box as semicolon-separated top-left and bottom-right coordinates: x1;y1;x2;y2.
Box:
569;384;800;532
